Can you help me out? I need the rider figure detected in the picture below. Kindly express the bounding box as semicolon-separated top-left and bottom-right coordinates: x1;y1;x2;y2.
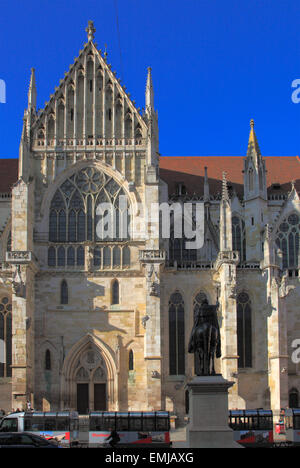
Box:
105;429;120;448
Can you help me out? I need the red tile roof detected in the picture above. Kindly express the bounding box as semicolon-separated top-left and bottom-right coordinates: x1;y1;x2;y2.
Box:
0;156;298;198
159;156;300;197
0;159;18;193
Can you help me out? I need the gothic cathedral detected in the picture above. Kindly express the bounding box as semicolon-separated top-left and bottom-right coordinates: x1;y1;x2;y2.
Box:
0;22;299;422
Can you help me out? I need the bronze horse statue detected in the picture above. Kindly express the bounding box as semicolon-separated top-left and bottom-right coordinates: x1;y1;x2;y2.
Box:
188;300;221;376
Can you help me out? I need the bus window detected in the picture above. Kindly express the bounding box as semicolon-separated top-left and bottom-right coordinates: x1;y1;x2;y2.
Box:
31;417;44;431
90;415;103;431
24;416;33;431
142;413;155;432
116;413;129;431
0;418;18;432
294;415;300;430
259;416;272;430
44;416;56;431
156;415;169;431
128;413;142;431
56;416;69;431
103;413;116;431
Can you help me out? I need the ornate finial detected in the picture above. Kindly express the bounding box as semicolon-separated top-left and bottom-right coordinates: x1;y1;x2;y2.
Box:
86;20;96;42
104;43;108;61
291;180;295;190
250;118;254;129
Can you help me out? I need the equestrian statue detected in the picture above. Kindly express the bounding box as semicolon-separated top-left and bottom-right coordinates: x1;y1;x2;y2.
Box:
188;299;221;376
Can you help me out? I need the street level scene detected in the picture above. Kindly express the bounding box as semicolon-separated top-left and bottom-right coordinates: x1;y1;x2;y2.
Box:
0;0;300;453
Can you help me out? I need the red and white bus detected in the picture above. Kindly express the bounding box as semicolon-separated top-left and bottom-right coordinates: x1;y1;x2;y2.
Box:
0;411;79;447
229;410;273;446
88;411;171;447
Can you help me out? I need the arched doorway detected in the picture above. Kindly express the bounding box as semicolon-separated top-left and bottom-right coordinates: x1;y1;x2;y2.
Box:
61;334;118;413
75;345;107;414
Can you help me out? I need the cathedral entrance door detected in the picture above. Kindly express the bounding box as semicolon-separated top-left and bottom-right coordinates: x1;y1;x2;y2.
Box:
74;345;108;413
94;384;106;411
77;383;89;414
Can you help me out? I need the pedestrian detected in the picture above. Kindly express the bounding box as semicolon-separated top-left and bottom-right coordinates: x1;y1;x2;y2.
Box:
105;429;120;448
26;400;32;411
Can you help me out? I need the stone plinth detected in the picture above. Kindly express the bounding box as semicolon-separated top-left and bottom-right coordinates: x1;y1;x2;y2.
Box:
187;375;242;448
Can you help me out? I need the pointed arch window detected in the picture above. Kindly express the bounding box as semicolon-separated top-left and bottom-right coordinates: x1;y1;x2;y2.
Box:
169;292;185;375
232;216;246;262
237;292;252;368
129;349;134;371
60;280;68;305
45;349;51;370
275;213;300;269
112;280;119;305
48;167;130;243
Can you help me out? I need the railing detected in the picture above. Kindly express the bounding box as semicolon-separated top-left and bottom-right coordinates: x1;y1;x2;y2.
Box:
166;260;214;270
33;137;146;148
237;262;260;269
139;249;166;262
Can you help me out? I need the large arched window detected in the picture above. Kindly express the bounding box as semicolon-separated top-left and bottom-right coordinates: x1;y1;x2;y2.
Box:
275;213;300;269
237;292;252;368
232;216;246;262
168;207;197;264
169;292;185;375
49;167;130;242
0;296;12;378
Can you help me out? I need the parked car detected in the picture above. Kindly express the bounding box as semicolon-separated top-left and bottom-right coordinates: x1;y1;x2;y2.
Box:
0;432;61;448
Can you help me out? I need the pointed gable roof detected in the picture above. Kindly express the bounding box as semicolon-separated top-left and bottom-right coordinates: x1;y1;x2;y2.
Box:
32;23;146;133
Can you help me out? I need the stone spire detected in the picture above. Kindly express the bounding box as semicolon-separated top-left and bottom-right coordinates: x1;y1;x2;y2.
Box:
146;67;154;112
219;172;232;252
247;118;261;165
27;68;36;111
86;20;96;42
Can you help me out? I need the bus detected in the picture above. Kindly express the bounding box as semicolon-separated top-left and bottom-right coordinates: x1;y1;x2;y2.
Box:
0;411;79;447
88;411;171;447
284;408;300;445
229;410;273;446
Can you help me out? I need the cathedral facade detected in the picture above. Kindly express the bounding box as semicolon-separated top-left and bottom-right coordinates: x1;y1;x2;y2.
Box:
0;22;299;421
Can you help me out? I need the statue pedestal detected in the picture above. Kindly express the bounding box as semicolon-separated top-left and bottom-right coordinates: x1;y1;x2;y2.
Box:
186;375;242;448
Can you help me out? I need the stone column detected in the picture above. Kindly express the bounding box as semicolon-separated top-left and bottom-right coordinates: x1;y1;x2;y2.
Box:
267;273;293;419
214;251;240;408
140;251;165;410
7;178;38;411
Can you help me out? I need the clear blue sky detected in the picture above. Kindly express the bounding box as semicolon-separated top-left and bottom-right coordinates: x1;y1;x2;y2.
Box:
1;0;300;158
